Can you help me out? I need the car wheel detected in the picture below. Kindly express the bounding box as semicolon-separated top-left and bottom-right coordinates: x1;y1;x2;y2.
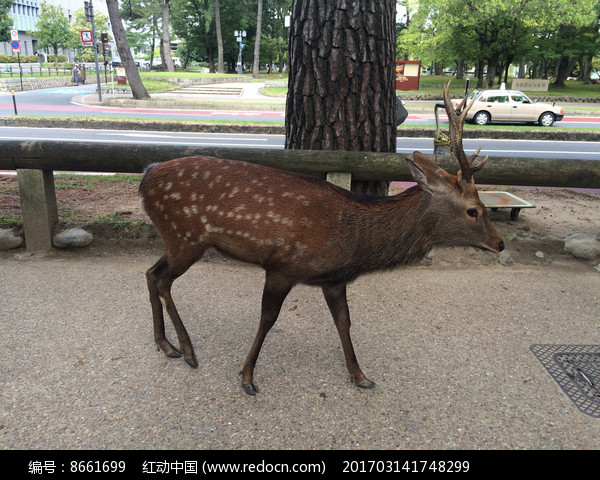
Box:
539;112;555;126
473;111;490;125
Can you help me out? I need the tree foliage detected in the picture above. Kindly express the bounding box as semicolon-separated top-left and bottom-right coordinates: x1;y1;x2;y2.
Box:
0;0;14;42
399;0;600;85
29;0;74;67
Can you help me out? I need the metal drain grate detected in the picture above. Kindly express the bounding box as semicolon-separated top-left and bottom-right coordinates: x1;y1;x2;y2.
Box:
530;344;600;418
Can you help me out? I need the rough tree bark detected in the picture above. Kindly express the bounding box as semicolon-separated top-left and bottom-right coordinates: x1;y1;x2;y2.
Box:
214;0;225;74
285;0;397;195
252;0;263;79
158;0;175;72
105;0;150;100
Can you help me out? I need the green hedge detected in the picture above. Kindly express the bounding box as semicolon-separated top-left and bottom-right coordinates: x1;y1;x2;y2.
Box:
0;54;41;63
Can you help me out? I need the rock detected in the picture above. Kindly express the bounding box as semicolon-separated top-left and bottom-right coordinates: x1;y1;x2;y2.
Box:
535;251;545;258
595;264;600;273
564;233;600;260
498;251;513;266
0;229;23;251
53;228;93;249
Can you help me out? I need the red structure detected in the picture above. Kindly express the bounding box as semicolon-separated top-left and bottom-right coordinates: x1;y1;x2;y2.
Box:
395;60;421;91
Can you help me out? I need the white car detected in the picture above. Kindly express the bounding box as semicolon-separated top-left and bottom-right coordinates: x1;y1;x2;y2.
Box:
456;89;564;126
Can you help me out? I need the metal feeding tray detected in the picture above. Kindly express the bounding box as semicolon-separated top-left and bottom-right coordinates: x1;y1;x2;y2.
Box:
478;191;535;220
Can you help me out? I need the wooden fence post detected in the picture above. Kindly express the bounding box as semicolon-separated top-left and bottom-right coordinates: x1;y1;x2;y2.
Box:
16;169;58;252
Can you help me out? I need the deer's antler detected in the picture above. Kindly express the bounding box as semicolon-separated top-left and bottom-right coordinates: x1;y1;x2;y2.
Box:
442;82;488;183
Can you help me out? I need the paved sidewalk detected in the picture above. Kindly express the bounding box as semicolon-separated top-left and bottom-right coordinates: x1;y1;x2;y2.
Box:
79;81;599;116
1;246;598;450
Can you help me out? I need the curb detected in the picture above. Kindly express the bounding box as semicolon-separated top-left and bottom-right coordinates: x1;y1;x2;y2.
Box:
1;115;598;141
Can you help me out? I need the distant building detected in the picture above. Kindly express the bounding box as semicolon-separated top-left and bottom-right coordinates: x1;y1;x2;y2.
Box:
1;0;109;60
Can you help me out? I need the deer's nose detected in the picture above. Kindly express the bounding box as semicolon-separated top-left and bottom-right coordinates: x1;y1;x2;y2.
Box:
498;240;505;252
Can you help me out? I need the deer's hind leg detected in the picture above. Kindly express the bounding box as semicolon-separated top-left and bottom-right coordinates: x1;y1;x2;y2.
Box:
146;253;203;369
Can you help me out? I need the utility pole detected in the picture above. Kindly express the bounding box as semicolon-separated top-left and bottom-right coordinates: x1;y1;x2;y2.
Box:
85;0;102;102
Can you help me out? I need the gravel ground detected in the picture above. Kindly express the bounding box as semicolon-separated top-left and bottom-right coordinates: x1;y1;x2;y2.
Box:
1;246;598;450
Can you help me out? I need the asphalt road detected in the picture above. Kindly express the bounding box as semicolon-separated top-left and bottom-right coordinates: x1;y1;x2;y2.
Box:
1;126;599;162
2;84;600;129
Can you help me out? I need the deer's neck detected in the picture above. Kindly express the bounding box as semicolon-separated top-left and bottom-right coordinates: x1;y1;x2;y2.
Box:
351;187;436;273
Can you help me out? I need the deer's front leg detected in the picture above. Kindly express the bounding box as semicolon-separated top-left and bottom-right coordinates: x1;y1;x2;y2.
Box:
322;283;375;389
240;273;293;395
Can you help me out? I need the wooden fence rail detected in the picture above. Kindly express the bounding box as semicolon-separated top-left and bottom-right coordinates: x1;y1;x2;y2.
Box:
1;140;599;252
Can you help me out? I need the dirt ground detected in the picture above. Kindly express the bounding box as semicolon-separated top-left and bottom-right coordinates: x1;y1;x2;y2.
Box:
1;173;599;270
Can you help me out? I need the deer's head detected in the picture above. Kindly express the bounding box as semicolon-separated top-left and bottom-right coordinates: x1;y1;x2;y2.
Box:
406;83;504;253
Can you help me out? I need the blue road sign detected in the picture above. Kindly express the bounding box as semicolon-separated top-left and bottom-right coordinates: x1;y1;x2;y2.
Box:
10;40;20;50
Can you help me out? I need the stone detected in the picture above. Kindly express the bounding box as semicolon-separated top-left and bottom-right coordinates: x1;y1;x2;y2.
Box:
0;229;24;251
498;251;513;266
53;228;93;249
564;233;600;260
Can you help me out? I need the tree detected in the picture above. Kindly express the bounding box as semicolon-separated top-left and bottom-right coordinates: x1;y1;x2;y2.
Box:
70;7;111;61
158;0;175;71
214;0;225;73
285;0;397;195
0;0;14;42
106;0;150;99
400;0;598;86
119;0;162;68
30;1;74;68
252;0;263;78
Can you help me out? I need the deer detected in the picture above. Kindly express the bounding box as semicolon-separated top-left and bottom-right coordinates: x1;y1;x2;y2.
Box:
139;83;504;395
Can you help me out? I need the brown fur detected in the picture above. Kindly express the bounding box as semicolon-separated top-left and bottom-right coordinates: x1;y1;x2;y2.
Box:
139;151;504;395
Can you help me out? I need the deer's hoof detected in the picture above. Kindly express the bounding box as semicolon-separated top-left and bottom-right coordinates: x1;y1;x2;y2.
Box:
354;378;376;389
242;382;260;396
157;342;182;359
185;355;199;369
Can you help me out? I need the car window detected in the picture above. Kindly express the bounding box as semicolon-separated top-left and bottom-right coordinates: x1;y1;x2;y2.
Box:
484;94;508;103
511;94;530;103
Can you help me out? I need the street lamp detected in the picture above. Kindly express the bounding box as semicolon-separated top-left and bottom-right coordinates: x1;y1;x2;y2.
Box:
234;30;246;75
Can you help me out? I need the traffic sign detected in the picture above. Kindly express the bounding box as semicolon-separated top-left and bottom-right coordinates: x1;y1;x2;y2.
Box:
81;30;93;46
10;40;20;52
10;29;18;41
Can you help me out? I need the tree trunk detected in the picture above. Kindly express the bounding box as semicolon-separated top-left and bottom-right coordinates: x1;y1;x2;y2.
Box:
214;0;224;73
252;0;263;79
285;0;397;196
475;60;484;87
553;55;577;87
455;59;465;80
518;56;526;78
105;0;150;100
485;59;496;88
158;0;174;72
579;55;593;84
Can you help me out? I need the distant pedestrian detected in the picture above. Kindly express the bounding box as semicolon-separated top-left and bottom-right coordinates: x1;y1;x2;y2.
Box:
72;65;80;86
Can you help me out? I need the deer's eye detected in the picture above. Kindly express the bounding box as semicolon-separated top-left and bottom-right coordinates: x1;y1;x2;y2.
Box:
467;208;479;218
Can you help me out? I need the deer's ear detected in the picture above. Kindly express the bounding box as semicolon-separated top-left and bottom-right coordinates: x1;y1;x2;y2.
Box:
406;152;449;196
